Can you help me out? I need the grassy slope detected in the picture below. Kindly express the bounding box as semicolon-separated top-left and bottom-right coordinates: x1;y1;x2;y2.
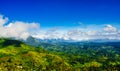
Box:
0;38;71;71
0;38;120;71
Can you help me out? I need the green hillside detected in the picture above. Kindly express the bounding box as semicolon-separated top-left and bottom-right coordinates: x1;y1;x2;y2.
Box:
0;38;71;71
0;38;120;71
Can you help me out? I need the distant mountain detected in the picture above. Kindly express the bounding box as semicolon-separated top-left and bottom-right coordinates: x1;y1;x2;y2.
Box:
24;36;120;47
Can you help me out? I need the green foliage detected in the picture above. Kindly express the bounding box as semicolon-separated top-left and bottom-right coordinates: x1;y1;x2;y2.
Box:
39;42;120;71
0;38;71;71
0;38;120;71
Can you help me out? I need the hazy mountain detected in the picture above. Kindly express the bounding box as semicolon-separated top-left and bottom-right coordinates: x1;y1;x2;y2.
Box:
24;36;120;47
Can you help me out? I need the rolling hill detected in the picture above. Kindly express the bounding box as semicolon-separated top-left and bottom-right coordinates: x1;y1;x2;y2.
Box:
0;38;71;71
0;38;120;71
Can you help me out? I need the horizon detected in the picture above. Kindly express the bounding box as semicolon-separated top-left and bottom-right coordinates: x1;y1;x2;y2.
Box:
0;0;120;40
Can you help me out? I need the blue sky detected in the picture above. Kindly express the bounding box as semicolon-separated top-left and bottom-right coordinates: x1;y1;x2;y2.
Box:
0;0;120;40
0;0;120;29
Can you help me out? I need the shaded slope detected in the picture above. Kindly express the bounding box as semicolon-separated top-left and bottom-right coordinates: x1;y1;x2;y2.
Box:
0;38;23;48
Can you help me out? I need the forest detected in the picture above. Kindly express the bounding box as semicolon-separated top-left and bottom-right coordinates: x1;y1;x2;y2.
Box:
0;38;120;71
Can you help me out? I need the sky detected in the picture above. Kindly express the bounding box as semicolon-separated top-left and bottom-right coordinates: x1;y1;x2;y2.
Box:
0;0;120;40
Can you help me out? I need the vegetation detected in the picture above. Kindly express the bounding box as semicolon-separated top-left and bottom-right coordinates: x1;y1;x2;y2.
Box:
0;38;120;71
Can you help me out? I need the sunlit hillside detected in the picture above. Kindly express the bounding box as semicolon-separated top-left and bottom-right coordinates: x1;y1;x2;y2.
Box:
0;38;120;71
0;38;71;71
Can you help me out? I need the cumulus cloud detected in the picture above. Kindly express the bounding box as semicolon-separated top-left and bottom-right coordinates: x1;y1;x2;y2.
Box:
86;30;97;36
103;24;117;32
0;14;120;41
0;15;40;40
33;24;120;41
65;25;119;40
44;28;63;39
66;29;87;40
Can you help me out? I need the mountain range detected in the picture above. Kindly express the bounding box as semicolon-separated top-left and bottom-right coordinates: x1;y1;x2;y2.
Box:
24;36;120;46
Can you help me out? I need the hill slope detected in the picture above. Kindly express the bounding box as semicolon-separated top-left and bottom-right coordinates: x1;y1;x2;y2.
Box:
0;38;120;71
0;38;71;71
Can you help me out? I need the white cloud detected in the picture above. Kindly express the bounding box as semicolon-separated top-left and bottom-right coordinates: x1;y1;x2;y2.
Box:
0;14;120;41
103;24;117;32
86;30;97;35
32;25;120;41
44;28;63;39
0;15;40;40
